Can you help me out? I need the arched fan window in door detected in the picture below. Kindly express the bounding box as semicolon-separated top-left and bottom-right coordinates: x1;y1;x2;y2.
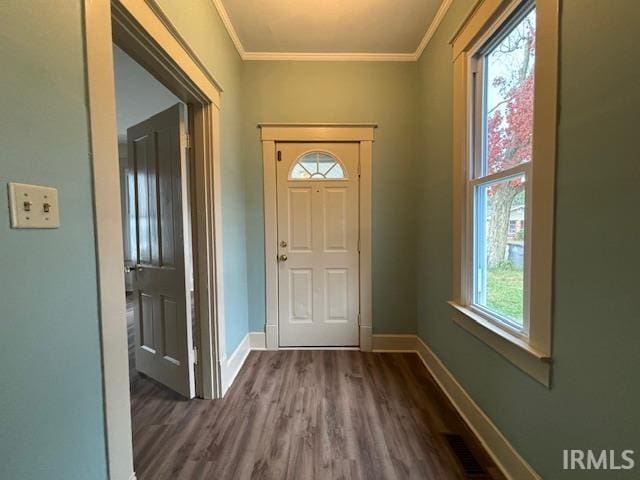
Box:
289;151;347;180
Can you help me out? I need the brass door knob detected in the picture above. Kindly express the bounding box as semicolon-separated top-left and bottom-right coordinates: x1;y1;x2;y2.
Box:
279;254;288;262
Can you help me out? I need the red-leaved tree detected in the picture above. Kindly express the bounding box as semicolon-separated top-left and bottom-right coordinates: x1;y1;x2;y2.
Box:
485;13;535;267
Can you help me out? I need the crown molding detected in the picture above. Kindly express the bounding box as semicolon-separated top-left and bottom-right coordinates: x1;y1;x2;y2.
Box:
415;0;453;58
210;0;453;62
210;0;246;58
243;51;417;62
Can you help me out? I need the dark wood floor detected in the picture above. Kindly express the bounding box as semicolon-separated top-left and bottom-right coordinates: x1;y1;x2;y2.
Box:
127;304;501;479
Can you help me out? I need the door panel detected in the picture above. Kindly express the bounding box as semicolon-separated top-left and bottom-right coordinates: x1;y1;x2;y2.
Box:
128;103;195;398
140;292;155;351
325;268;348;322
288;188;313;251
277;143;359;347
323;188;348;251
134;136;153;265
290;268;314;322
157;127;179;267
161;296;180;362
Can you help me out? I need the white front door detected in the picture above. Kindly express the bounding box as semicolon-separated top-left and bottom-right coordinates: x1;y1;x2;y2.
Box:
128;103;195;398
276;143;360;347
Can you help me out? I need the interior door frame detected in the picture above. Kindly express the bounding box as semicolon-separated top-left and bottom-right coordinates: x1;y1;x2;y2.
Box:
83;1;226;478
260;124;376;351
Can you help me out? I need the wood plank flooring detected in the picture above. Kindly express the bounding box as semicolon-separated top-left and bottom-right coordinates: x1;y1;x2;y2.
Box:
129;338;502;478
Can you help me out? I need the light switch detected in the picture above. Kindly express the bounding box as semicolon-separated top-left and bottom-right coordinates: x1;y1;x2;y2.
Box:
8;182;60;229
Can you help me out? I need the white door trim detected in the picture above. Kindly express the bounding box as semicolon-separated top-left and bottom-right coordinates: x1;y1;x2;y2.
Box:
83;0;225;478
260;125;376;351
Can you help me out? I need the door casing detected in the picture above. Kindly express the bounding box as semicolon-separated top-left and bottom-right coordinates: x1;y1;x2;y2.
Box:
83;1;226;478
260;124;376;351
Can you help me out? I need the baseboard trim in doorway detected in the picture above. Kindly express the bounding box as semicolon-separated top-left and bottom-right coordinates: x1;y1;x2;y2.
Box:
221;333;251;395
249;331;266;350
372;334;417;351
129;473;137;480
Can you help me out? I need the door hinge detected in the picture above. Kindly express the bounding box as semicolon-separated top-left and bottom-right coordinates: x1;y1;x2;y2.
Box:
185;133;192;149
193;346;199;365
358;313;362;326
358;161;361;177
277;150;282;161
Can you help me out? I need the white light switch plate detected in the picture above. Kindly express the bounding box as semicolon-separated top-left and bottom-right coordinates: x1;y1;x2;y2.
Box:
8;182;60;229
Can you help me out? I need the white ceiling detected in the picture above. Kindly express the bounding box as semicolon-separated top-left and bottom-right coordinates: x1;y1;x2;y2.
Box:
215;0;449;60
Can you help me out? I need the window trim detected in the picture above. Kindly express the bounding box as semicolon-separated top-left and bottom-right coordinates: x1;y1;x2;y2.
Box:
450;0;559;387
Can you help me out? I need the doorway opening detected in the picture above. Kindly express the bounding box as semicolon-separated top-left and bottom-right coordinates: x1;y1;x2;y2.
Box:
113;42;200;474
84;1;226;477
114;44;197;399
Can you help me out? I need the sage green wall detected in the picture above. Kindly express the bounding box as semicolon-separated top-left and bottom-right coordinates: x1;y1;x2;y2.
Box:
241;61;420;334
0;2;107;479
157;0;249;357
416;1;640;478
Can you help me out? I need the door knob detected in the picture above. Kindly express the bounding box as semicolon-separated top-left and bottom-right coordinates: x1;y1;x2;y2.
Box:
124;265;135;273
279;254;288;262
136;265;144;272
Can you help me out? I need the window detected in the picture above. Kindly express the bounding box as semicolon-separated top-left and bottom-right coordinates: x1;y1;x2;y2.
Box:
290;151;346;180
450;0;558;386
471;3;535;332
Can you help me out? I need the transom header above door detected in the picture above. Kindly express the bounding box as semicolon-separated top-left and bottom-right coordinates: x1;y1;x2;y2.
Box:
259;123;377;142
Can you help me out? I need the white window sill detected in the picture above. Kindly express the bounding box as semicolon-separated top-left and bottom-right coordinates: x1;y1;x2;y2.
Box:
448;301;551;387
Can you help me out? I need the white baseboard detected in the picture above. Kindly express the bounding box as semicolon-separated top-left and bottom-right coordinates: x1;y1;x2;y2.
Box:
249;331;266;350
372;333;417;351
220;333;251;395
414;336;540;480
129;473;137;480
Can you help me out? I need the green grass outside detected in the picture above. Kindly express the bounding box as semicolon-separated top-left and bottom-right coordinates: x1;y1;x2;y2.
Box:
486;263;524;324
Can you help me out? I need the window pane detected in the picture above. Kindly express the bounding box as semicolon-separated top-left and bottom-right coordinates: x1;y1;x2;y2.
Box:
289;152;347;180
324;164;345;179
126;169;137;258
299;155;318;175
291;163;311;179
482;6;536;175
474;174;526;326
317;153;337;174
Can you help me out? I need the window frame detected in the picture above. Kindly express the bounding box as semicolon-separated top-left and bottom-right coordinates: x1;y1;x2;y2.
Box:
468;0;535;337
449;0;559;387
